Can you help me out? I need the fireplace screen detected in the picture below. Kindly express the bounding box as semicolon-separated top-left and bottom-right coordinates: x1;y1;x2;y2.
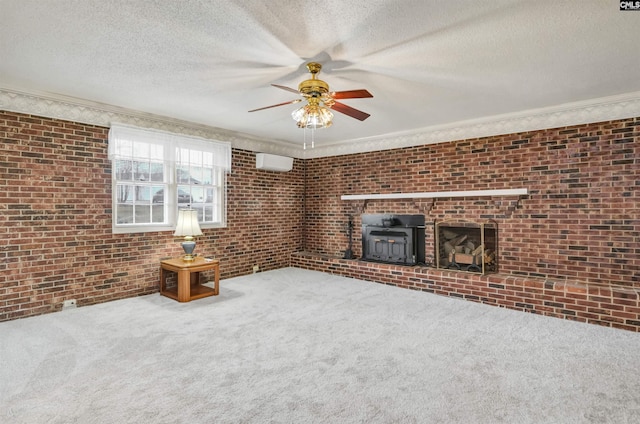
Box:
435;219;498;274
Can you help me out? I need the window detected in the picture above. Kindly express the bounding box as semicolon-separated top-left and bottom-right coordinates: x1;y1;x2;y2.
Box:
175;146;225;225
108;124;231;234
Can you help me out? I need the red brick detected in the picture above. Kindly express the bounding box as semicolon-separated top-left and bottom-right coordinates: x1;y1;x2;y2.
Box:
0;111;303;321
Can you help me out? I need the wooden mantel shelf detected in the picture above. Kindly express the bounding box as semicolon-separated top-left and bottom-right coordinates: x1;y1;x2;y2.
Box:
340;188;528;201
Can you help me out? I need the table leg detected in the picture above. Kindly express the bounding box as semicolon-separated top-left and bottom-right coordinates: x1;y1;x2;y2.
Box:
177;269;191;302
190;271;199;286
213;264;220;295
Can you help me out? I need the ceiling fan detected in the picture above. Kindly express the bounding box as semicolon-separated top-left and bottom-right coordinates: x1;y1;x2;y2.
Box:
248;62;373;127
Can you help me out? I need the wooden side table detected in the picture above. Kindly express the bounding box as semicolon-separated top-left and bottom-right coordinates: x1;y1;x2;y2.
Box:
160;257;220;302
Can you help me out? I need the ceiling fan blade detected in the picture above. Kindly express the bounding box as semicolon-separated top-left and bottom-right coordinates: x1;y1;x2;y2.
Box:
330;101;371;121
248;98;302;112
331;89;373;99
271;84;301;95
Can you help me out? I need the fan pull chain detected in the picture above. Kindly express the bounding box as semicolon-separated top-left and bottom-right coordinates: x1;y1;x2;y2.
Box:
302;126;316;150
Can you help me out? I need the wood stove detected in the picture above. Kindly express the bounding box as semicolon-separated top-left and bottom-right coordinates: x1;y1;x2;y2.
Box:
361;214;425;266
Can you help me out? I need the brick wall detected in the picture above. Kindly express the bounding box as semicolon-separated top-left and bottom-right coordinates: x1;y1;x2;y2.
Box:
0;111;303;321
290;253;640;331
296;117;640;331
2;109;638;330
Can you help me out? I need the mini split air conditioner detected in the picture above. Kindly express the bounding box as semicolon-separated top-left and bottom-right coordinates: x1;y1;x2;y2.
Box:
255;153;293;172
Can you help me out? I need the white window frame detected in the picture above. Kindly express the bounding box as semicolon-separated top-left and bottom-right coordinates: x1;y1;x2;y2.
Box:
108;124;231;234
175;146;227;227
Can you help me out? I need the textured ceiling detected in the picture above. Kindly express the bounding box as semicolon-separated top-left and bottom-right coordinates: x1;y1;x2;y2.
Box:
1;0;640;150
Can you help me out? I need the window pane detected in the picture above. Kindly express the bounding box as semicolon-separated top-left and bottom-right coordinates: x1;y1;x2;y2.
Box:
115;160;132;180
150;162;164;182
177;165;190;184
151;204;164;223
201;168;213;185
191;187;205;204
177;185;192;205
195;207;204;222
136;186;151;202
116;203;133;224
134;204;150;223
135;161;150;181
116;184;133;203
151;186;164;204
205;188;214;203
191;166;203;185
204;205;214;221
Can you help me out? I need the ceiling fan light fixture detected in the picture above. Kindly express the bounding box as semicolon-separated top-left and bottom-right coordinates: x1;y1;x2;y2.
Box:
249;61;372;145
292;103;333;129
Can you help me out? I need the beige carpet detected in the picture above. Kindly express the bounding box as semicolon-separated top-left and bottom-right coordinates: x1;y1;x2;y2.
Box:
1;267;639;423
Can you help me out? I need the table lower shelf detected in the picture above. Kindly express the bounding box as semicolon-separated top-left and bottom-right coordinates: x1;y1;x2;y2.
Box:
160;284;216;302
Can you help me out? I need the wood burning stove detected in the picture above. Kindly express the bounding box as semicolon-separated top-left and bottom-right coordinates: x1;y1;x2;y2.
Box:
361;214;425;265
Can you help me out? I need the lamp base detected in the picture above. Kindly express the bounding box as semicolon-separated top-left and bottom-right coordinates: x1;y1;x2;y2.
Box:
181;240;197;262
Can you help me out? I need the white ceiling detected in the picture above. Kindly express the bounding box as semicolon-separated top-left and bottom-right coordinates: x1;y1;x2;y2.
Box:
1;0;640;155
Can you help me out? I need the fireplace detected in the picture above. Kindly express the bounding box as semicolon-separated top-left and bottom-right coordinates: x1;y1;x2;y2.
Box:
435;219;498;274
361;214;425;265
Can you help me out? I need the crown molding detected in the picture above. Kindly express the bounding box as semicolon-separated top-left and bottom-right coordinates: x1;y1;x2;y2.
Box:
0;87;305;158
303;91;640;158
2;87;639;160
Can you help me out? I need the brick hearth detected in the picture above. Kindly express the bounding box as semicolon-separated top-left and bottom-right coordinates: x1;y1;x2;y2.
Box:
291;252;640;332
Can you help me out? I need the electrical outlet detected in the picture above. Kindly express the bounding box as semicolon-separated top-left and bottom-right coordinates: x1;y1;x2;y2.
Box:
62;299;77;310
253;265;259;273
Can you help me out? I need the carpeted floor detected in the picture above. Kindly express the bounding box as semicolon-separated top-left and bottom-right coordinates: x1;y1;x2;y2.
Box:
1;267;639;423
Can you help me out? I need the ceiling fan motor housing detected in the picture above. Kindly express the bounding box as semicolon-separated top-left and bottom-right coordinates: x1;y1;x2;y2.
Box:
298;62;329;97
298;78;329;97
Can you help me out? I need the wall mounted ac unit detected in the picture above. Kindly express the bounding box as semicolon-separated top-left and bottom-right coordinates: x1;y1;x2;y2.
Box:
255;153;293;172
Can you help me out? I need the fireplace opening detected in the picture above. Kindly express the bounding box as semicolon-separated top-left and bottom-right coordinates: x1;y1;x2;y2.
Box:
435;219;498;274
361;214;425;266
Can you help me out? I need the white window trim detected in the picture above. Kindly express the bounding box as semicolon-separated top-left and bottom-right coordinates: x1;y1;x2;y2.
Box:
108;123;231;234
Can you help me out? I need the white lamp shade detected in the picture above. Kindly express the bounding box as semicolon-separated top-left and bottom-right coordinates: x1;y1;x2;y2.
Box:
174;209;203;237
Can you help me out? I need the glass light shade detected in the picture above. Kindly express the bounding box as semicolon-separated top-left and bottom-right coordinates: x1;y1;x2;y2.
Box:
292;104;333;129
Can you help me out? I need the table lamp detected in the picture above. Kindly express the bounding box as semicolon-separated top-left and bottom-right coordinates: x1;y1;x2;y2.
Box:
174;209;203;261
